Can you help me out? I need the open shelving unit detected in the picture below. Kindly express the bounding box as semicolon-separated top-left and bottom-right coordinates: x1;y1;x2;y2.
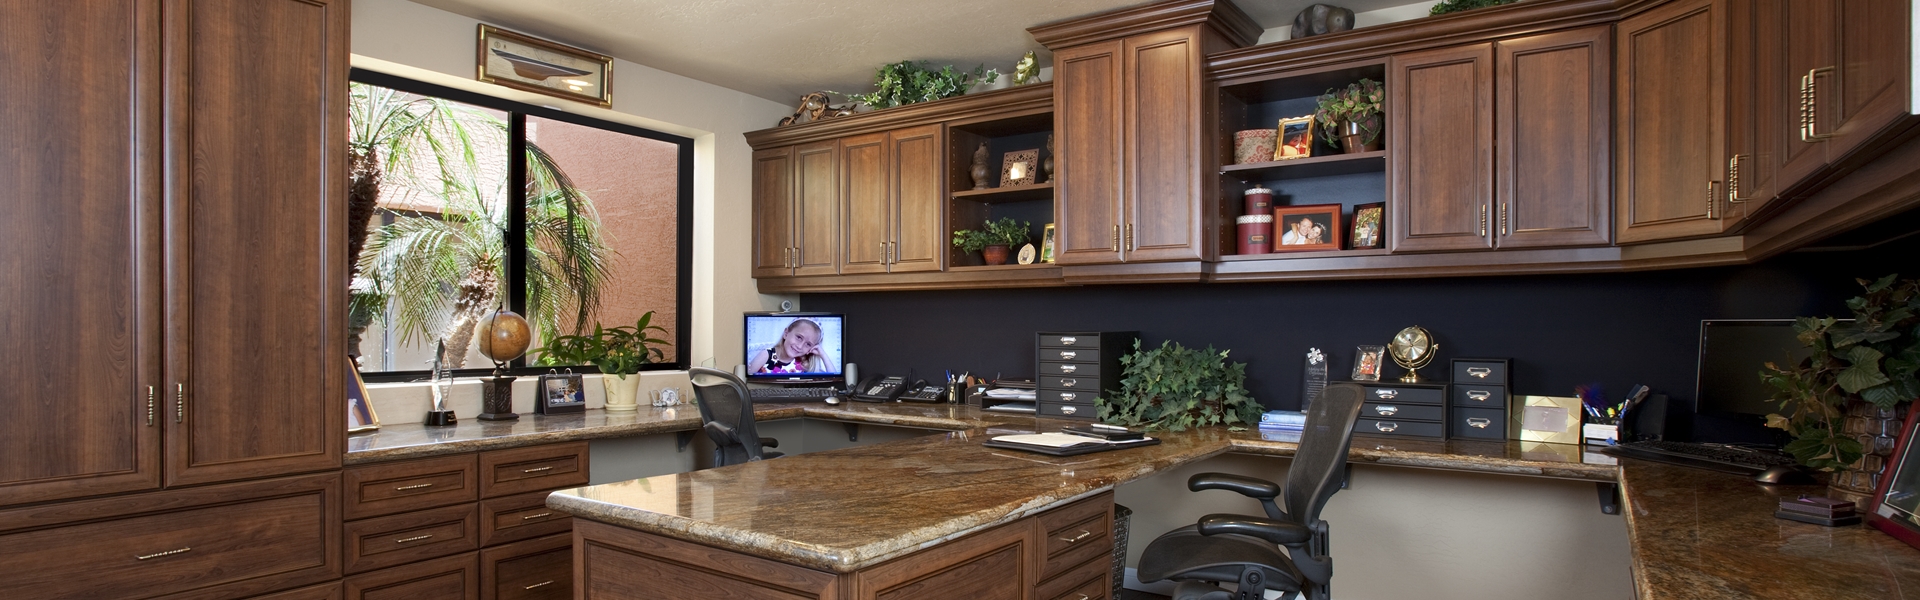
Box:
947;110;1056;268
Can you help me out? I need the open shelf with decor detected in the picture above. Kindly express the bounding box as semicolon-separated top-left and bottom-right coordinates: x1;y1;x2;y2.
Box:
947;108;1055;268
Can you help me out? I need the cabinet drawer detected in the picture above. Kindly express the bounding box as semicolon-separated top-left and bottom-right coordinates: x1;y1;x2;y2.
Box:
480;533;572;600
1361;402;1443;422
1452;407;1508;440
1452;359;1509;383
480;491;573;547
1036;494;1112;580
253;582;344;600
1451;384;1508;409
1040;375;1101;391
1038;347;1101;362
344;454;479;520
1038;402;1095;419
1039;334;1097;348
1041;389;1097;404
1360;385;1444;405
344;503;480;574
1358;418;1444;438
1036;556;1110;600
0;474;338;600
346;551;478;600
1036;492;1113;534
1040;361;1101;377
480;443;589;499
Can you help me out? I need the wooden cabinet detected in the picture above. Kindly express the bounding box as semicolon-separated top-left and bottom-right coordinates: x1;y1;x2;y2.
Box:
1615;0;1728;243
1389;43;1495;252
478;442;588;498
1054;38;1127;265
480;533;572;600
794;140;842;276
841;132;894;275
851;518;1034;600
752;147;797;277
343;503;480;574
840;125;947;275
345;552;479;600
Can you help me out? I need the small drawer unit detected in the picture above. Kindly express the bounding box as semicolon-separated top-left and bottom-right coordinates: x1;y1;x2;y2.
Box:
1351;381;1448;439
1036;331;1137;420
1447;358;1512;440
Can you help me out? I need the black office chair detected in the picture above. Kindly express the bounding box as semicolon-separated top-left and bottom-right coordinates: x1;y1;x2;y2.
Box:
689;367;783;467
1135;382;1366;600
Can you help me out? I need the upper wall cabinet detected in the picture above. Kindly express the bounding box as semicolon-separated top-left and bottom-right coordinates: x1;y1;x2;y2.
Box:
1615;0;1728;244
841;125;946;274
752;147;797;278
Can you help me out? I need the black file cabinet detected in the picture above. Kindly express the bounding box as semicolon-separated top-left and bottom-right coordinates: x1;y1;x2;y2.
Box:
1354;382;1449;439
1035;331;1136;420
1449;358;1512;440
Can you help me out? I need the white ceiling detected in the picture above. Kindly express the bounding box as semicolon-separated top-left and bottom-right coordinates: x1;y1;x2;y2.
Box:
410;0;1414;104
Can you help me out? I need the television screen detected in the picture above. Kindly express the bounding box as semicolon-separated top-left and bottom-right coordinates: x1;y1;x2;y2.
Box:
743;313;844;380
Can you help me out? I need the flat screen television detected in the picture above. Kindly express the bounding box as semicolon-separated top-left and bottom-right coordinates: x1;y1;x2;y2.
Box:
742;312;845;382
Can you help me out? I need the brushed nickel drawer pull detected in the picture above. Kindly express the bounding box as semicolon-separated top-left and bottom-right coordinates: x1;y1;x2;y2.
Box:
1060;364;1078;373
136;547;191;560
1374;422;1399;433
396;535;434;544
1061;406;1077;415
1466;367;1491;379
1374;405;1398;416
523;466;554;473
1060;336;1077;346
1060;393;1078;401
1466;390;1492;401
1062;379;1077;388
1059;351;1077;359
522;512;553;520
175;383;185;423
1467;418;1492;429
1374;389;1398;399
395;483;435;491
1059;530;1093;543
1073;595;1089;600
525;581;555;590
147;385;156;426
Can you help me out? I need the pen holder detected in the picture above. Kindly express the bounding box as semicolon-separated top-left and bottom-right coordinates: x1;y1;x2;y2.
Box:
1583;416;1618;445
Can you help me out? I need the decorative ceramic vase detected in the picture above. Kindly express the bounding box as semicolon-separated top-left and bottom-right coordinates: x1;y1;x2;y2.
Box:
1340;114;1383;153
1233;129;1278;164
982;245;1011;265
604;373;640;413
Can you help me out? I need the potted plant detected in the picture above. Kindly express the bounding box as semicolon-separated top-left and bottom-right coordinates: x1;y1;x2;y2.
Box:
1097;339;1263;431
839;60;994;110
1314;78;1385;154
952;217;1031;266
1428;0;1520;16
537;311;671;412
1763;275;1920;476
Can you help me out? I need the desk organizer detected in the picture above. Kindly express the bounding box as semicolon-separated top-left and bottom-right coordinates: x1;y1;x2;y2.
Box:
1036;331;1137;420
1351;381;1450;439
1449;358;1511;440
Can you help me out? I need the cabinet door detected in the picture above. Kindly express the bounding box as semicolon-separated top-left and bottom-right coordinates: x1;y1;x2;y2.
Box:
1053;39;1126;265
792;140;841;277
751;147;795;278
890;124;946;274
1724;0;1787;220
0;1;163;506
1123;27;1206;263
1495;27;1612;249
1771;0;1835;195
1390;43;1495;253
1615;0;1728;244
840;132;892;275
1825;0;1910;163
163;0;345;486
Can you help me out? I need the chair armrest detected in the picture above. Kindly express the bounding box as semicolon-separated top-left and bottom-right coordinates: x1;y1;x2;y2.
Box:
760;436;779;448
1188;473;1280;500
1195;514;1312;546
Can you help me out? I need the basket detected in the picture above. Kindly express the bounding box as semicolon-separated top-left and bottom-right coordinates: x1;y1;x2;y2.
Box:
1112;503;1133;594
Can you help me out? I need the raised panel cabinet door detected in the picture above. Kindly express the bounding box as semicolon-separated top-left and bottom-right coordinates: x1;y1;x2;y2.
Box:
163;0;347;486
1495;27;1613;249
1053;39;1126;265
1723;0;1787;221
1615;0;1729;244
752;147;796;278
1123;27;1205;263
840;132;892;275
1770;0;1835;197
889;124;946;273
0;0;164;507
1826;0;1910;165
1389;43;1495;253
793;140;841;276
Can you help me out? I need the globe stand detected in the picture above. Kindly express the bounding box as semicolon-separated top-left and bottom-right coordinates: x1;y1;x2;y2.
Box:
423;409;458;426
473;309;532;422
478;364;519;421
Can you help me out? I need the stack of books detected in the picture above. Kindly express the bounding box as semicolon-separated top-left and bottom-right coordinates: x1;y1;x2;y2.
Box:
1776;495;1860;526
1260;411;1307;433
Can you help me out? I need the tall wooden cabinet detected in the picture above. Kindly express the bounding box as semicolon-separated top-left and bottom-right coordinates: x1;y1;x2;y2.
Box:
1615;0;1727;244
1052;39;1127;265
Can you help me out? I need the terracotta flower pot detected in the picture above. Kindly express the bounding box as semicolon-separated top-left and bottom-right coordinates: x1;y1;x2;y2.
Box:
982;245;1011;265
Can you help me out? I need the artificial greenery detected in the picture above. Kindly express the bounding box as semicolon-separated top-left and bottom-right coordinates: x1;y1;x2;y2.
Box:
1429;0;1520;16
536;312;670;376
1313;78;1385;147
951;218;1032;254
1098;339;1261;431
840;61;995;110
1763;275;1920;469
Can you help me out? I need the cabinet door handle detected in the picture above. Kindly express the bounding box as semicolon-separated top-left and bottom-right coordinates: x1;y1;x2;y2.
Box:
395;534;434;544
521;512;553;520
1802;67;1836;141
395;483;435;491
1706;181;1719;219
146;385;156;426
523;466;554;473
525;581;555;590
135;547;191;560
175;383;185;423
1059;530;1093;543
1499;203;1509;236
1126;223;1135;250
1111;225;1120;252
890;241;897;264
1726;155;1754;204
1479;205;1487;237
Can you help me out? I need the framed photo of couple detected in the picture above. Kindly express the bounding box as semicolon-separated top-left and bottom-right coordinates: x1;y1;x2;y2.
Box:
1271;204;1342;252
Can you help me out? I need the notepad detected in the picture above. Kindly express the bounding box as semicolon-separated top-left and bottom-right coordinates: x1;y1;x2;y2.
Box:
992;433;1110;448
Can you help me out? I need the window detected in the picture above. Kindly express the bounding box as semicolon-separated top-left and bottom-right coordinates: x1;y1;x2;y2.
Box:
347;70;692;380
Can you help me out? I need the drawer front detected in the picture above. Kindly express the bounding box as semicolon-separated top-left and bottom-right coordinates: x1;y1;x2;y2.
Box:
1041;389;1096;404
1451;384;1508;409
1452;360;1509;384
344;454;479;520
1361;402;1443;422
1358;418;1444;438
481;533;572;600
480;443;590;499
1038;402;1095;419
1451;407;1509;440
1035;492;1113;534
1036;493;1112;580
1037;557;1110;600
1039;334;1097;348
0;476;337;600
1040;375;1102;391
480;491;573;548
1038;347;1101;362
346;551;478;600
1040;361;1101;377
1360;385;1443;405
254;582;345;600
344;503;480;574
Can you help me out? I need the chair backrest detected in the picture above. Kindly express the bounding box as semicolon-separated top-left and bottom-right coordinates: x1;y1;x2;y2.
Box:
1282;382;1366;525
689;367;769;466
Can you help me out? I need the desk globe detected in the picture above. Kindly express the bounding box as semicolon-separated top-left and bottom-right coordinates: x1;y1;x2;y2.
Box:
476;309;531;420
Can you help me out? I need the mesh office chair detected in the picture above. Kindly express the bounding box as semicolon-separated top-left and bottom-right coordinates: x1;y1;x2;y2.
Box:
689;367;783;467
1136;382;1366;600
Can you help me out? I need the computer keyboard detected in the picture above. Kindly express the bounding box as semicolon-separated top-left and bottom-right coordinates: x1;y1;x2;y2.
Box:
1605;440;1798;474
748;387;839;401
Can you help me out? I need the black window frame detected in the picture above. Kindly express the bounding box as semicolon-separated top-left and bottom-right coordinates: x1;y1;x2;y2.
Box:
352;69;694;382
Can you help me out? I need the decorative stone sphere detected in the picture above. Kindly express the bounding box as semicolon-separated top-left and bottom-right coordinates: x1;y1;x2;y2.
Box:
475;310;532;363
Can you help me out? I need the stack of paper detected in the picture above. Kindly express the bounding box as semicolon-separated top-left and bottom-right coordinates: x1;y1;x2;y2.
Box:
985;388;1038;400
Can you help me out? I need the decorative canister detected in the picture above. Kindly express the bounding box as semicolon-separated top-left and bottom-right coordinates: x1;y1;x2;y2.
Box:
1236;214;1274;255
1233;129;1278;165
1243;186;1274;216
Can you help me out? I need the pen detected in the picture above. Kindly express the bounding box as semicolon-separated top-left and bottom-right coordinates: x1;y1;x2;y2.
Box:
1090;423;1129;431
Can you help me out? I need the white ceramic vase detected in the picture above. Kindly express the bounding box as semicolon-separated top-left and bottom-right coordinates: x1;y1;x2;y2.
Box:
604;373;640;412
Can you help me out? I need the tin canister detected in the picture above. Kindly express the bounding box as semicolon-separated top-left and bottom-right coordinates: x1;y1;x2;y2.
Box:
1236;214;1274;255
1244;186;1274;216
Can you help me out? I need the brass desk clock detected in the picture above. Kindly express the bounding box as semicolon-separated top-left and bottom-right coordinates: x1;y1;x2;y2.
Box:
1389;326;1438;383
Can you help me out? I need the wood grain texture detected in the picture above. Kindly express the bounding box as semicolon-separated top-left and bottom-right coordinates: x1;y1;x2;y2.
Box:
1723;0;1787;220
479;533;571;600
1495;26;1613;248
0;0;164;508
1771;0;1835;195
480;490;573;548
1827;0;1910;166
249;582;344;600
1028;0;1260;50
342;454;478;521
1053;39;1126;266
576;520;839;600
479;442;587;499
345;551;478;600
1390;43;1495;253
793;140;841;276
840;131;892;275
746;84;1050;150
1124;26;1207;263
889;124;946;273
752;147;796;277
343;503;479;574
1614;0;1728;243
1034;556;1110;600
852;519;1033;600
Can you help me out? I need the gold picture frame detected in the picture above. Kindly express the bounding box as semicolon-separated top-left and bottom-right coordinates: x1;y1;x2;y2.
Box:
478;24;614;107
1040;223;1057;263
1275;115;1315;160
347;361;380;433
1513;395;1583;444
1000;149;1039;187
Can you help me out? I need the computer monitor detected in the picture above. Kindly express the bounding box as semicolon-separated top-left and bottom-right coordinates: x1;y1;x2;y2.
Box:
743;312;845;383
1692;319;1818;446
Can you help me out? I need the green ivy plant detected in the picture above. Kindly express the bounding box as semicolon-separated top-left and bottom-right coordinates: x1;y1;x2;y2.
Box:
840;61;994;110
1313;78;1384;147
1098;339;1262;431
536;311;670;376
1762;275;1920;469
1429;0;1520;16
951;217;1031;254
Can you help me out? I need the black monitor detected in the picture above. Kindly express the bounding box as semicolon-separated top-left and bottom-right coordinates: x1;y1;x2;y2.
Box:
1692;319;1818;446
743;312;845;383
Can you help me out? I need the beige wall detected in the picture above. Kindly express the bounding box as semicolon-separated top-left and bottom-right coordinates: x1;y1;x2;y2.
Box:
350;0;794;370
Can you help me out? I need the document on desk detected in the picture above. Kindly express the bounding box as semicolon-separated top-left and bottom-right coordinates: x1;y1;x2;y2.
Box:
984;433;1161;456
993;433;1114;448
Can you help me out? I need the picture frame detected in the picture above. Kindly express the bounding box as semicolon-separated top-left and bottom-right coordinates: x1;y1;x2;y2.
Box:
1349;202;1385;249
537;370;587;415
1275;115;1315;160
1040;223;1057;263
347;360;380;433
1351;345;1385;381
1000;149;1039;187
478;24;614;107
1512;395;1583;444
1271;204;1342;252
1868;401;1920;549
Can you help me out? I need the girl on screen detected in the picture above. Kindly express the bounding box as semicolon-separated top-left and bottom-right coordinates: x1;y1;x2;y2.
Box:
749;318;831;375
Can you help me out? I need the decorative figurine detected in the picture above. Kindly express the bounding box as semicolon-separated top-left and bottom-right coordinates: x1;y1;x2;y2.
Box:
776;91;857;127
424;340;457;427
475;308;532;421
970;142;991;190
1041;134;1054;184
1291;4;1355;39
1012;51;1040;85
1303;347;1329;410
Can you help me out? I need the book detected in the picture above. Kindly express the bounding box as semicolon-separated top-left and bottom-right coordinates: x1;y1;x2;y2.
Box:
1774;510;1861;527
1779;495;1855;517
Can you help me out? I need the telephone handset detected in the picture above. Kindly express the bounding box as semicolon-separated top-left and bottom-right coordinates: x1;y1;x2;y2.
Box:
853;375;908;403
